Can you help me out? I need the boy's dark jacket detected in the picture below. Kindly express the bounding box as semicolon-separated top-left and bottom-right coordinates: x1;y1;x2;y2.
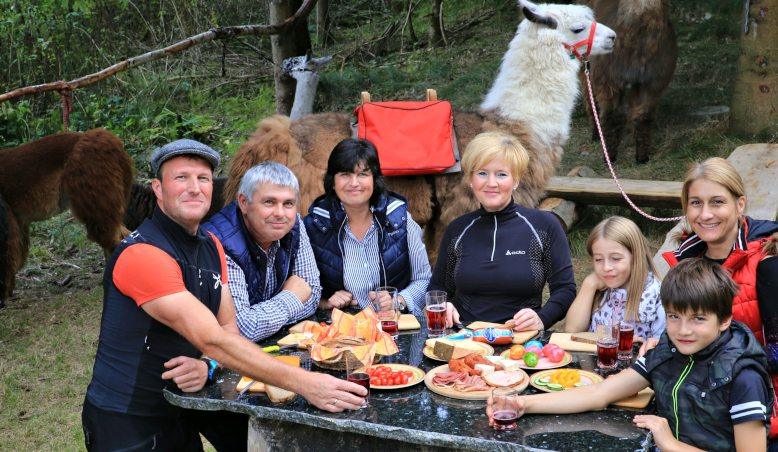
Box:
643;320;773;452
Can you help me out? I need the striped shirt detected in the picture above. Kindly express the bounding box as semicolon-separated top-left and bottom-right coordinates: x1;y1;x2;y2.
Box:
227;219;321;342
340;211;431;316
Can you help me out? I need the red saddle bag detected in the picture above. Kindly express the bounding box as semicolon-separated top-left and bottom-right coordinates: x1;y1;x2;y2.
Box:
353;101;456;176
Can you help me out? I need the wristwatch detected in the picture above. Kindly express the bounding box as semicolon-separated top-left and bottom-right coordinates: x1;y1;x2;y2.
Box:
201;358;220;383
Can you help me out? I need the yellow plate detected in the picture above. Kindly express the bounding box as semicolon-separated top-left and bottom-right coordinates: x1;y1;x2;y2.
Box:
530;369;603;392
423;342;494;361
354;364;425;389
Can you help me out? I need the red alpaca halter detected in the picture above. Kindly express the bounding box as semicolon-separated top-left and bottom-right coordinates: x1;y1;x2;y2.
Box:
563;21;597;60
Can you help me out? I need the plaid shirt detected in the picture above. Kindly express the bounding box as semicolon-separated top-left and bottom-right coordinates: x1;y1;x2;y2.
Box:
227;218;321;342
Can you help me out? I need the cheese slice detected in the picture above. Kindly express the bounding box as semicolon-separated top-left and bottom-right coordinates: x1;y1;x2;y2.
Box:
484;355;502;364
474;364;495;376
499;359;521;372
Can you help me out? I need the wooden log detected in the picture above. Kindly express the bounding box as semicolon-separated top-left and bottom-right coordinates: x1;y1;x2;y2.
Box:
545;177;683;209
652;143;778;277
539;166;596;232
539;197;578;231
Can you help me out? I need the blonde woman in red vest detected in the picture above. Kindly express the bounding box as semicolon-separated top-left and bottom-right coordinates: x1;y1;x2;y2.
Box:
661;157;778;446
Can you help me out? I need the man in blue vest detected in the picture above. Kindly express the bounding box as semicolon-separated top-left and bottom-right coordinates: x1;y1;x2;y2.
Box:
82;140;365;452
203;162;321;341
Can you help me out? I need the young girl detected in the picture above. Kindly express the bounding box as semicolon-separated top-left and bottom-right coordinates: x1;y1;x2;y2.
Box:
565;216;665;342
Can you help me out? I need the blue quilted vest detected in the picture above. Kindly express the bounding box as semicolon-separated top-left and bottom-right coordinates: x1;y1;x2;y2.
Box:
303;191;411;299
202;200;300;305
86;207;223;417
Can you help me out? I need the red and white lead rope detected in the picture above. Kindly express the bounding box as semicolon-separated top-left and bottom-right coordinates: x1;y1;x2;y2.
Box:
583;64;684;222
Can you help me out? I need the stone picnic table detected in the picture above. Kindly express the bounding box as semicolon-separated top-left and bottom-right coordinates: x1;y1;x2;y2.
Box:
165;310;654;452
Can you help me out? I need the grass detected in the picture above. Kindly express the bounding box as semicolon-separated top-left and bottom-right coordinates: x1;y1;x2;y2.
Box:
0;0;755;449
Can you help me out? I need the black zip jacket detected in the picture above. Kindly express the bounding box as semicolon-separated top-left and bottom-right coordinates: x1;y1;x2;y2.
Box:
428;202;576;327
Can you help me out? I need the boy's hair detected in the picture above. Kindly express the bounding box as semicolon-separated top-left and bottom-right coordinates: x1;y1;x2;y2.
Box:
586;216;661;315
661;259;739;321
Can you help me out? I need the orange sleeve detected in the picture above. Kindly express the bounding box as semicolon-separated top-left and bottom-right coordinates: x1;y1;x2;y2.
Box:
113;244;187;306
208;232;228;284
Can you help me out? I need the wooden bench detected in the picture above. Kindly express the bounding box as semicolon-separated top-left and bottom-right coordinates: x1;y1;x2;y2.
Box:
545;176;682;209
652;143;778;277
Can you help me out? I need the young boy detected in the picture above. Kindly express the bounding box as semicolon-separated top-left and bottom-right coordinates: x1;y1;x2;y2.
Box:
487;259;773;452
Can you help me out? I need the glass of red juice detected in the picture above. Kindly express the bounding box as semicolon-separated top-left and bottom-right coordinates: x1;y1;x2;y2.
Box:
374;286;399;336
425;291;447;338
596;319;620;370
346;357;370;409
491;388;519;430
619;310;636;361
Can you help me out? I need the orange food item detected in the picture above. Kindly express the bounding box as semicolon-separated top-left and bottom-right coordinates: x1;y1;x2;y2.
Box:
509;345;525;360
549;369;580;388
449;359;481;376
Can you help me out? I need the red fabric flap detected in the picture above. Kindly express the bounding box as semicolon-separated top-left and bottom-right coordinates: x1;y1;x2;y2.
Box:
353;101;455;176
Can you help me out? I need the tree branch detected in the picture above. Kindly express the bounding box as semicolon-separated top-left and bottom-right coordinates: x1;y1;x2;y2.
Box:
0;0;316;104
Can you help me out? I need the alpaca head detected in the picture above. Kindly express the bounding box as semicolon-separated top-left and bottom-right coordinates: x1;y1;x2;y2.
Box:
517;0;616;58
282;50;334;82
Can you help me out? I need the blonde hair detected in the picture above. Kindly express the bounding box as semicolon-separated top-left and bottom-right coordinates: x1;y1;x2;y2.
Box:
587;216;661;315
676;157;778;255
460;131;529;180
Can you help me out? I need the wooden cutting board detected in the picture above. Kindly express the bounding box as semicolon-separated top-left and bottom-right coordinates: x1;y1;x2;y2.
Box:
423;364;530;400
276;333;309;348
236;376;265;392
611;387;654;408
549;333;598;352
466;321;538;344
399;314;421;330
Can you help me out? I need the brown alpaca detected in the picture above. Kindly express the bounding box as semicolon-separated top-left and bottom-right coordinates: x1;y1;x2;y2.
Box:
578;0;677;164
0;129;134;303
224;1;617;262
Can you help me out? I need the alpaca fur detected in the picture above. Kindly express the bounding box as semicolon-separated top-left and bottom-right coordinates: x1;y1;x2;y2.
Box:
578;0;677;163
0;129;134;302
224;0;615;263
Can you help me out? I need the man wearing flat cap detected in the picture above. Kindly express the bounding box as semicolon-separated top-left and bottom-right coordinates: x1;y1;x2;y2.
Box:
203;161;321;342
81;140;366;452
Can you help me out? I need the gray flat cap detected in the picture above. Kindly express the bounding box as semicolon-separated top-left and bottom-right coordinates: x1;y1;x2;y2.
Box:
151;139;221;175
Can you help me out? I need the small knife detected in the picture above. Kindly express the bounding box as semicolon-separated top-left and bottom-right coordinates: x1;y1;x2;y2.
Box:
261;343;299;353
238;380;257;397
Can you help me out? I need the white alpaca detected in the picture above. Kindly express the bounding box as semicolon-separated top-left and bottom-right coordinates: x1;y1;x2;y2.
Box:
224;0;616;262
482;1;615;149
282;51;333;120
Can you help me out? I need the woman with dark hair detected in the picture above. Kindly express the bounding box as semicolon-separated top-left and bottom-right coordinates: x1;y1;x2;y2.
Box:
303;138;431;315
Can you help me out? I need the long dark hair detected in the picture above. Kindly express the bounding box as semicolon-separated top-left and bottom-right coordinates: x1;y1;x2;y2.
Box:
323;138;387;206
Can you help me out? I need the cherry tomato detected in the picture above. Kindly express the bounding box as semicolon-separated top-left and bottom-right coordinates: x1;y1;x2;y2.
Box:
377;366;389;373
404;371;414;378
366;369;374;377
320;322;327;327
523;351;539;367
380;377;387;386
370;377;379;385
403;375;410;384
394;376;401;386
547;347;565;363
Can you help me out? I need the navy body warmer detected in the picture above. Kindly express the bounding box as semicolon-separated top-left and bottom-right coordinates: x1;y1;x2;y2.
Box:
203;200;300;304
304;191;411;299
85;208;223;417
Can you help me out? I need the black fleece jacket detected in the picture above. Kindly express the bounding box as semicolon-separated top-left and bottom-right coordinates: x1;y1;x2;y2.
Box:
428;202;576;328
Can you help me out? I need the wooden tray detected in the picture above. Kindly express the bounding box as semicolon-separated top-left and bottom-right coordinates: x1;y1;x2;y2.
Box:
549;333;598;352
423;364;529;400
466;321;538;345
399;314;421;330
612;387;654;408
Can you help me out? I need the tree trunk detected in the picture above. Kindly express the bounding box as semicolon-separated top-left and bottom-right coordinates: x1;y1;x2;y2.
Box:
428;0;444;48
271;0;311;116
730;0;778;139
316;0;331;46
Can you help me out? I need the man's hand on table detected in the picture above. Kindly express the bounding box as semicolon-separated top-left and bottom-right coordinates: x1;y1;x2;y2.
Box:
162;356;208;392
298;372;368;412
445;302;461;328
282;275;312;303
320;290;357;310
486;395;526;427
369;290;406;312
